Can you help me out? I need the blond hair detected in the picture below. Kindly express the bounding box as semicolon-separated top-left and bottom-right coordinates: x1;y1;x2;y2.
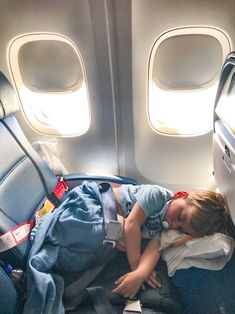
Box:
186;190;235;237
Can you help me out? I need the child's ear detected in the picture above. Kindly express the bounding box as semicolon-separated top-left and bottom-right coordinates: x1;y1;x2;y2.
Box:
173;191;188;199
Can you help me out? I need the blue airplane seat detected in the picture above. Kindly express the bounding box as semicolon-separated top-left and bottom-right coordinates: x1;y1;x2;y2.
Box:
0;266;22;314
172;253;235;314
0;72;58;269
0;72;137;270
0;71;180;314
172;52;235;314
0;72;59;314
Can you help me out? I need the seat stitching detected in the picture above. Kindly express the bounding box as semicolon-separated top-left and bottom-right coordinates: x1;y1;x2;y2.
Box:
0;155;28;186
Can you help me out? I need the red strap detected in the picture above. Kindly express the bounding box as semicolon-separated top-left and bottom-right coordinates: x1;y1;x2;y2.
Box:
53;179;68;199
48;178;68;206
0;222;34;252
35;178;68;222
0;178;68;252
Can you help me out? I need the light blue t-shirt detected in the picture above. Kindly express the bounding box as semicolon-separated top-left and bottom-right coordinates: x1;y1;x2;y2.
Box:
119;184;173;240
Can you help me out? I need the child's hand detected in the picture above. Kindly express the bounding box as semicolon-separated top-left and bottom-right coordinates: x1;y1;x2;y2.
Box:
145;270;161;289
115;241;126;252
112;270;144;299
172;234;193;246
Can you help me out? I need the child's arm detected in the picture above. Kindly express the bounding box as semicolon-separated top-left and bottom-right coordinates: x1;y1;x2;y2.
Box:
112;204;161;298
112;238;161;298
138;238;161;288
123;203;146;270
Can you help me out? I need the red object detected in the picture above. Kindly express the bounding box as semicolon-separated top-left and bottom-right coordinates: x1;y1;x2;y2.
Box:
0;179;68;252
173;191;188;199
53;179;68;199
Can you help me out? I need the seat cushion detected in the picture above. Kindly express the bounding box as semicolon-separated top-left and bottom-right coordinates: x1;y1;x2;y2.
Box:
172;252;235;314
63;253;182;314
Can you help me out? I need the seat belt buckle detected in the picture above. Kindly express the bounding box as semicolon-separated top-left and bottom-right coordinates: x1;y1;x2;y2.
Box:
102;239;116;248
123;299;142;313
103;220;122;248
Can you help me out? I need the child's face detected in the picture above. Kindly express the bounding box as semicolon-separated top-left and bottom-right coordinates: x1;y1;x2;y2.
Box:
164;198;194;235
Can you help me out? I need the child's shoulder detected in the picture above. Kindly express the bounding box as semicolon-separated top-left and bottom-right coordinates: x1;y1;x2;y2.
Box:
139;184;173;197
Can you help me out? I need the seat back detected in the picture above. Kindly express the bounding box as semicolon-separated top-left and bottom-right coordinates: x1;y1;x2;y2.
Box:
0;72;58;268
172;53;235;314
0;266;22;314
213;52;235;226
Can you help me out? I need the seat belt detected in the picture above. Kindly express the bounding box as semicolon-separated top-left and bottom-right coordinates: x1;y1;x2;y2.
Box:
87;286;118;314
0;178;68;253
99;182;122;247
34;177;68;223
47;177;68;206
63;240;118;310
0;221;34;253
123;299;142;313
87;287;142;314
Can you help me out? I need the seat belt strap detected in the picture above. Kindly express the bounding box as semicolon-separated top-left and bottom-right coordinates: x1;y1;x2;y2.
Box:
64;263;107;310
87;288;142;314
47;177;68;207
99;183;122;247
87;286;117;314
0;179;68;253
35;178;68;223
0;222;33;253
64;241;118;310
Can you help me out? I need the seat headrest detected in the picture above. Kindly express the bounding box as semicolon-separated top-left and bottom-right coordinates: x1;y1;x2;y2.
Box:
0;72;19;119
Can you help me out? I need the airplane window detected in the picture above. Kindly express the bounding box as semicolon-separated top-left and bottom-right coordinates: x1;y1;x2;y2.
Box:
8;34;90;136
20;84;90;136
149;28;230;136
149;83;217;136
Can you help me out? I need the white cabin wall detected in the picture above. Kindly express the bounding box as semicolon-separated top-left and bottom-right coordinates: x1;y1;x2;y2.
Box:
131;0;235;190
0;0;121;175
0;1;235;190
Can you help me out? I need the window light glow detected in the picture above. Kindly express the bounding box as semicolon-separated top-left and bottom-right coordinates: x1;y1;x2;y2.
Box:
8;33;90;137
20;83;90;136
148;27;230;136
149;82;217;136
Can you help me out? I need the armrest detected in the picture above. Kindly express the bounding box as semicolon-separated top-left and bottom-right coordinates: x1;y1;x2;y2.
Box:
63;173;138;189
0;267;23;314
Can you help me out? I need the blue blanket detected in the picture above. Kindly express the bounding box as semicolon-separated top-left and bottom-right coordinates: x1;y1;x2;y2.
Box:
23;181;106;314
